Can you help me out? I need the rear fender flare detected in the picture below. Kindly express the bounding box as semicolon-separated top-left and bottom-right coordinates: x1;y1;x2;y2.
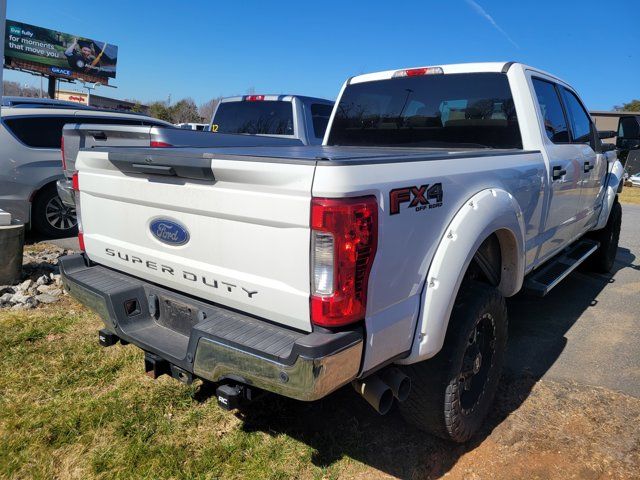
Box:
594;159;624;231
398;188;526;364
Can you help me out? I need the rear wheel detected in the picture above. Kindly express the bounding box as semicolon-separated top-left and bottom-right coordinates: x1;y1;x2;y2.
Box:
399;281;508;443
31;184;78;238
589;200;622;273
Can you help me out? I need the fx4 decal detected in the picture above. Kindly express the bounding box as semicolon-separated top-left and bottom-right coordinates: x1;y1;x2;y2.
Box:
389;183;443;215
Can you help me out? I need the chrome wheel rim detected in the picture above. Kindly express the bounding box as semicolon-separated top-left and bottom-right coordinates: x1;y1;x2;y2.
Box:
45;196;77;231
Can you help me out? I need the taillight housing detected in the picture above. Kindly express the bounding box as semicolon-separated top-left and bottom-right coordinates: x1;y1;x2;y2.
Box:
61;135;66;170
310;196;378;327
150;140;172;148
245;95;265;101
72;172;85;252
392;66;444;78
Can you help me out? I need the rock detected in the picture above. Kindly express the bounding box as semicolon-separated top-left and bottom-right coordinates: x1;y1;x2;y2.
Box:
23;297;39;309
0;293;13;304
35;293;59;304
0;285;14;295
36;275;50;286
36;284;60;294
51;274;62;284
17;279;33;292
11;292;31;304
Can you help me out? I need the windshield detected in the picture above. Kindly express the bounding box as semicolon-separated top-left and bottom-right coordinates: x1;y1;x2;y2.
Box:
327;72;522;149
212;101;295;135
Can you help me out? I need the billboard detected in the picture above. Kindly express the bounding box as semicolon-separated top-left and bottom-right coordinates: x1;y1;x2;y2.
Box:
4;20;118;84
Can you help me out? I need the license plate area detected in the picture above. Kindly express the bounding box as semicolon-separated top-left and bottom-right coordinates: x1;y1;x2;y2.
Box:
157;296;199;336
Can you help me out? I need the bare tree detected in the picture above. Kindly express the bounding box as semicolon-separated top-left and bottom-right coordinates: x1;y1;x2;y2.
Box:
3;81;41;97
198;97;221;122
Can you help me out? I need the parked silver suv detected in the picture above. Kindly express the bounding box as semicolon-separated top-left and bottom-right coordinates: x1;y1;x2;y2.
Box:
0;98;171;238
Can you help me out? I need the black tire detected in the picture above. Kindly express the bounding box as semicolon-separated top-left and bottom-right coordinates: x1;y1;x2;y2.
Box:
589;200;622;273
399;281;508;443
31;183;78;239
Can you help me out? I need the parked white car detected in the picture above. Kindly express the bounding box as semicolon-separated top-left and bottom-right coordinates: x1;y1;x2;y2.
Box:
628;172;640;187
0;98;171;237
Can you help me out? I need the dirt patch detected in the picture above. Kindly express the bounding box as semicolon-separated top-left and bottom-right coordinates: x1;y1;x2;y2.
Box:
425;378;640;480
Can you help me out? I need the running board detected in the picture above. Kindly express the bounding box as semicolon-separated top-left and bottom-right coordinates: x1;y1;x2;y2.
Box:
525;239;599;297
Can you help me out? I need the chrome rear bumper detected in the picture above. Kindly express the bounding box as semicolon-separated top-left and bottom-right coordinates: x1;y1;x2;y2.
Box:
60;254;363;401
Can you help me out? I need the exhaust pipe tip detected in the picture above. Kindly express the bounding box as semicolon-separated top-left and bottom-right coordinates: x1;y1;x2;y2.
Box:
379;367;411;402
353;376;394;415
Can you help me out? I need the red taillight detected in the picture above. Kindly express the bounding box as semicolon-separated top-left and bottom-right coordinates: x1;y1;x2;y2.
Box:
72;172;84;251
61;135;67;170
310;196;378;327
150;140;173;148
245;95;265;101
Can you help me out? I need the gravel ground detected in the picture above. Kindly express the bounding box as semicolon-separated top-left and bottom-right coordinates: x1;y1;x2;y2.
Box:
0;245;72;310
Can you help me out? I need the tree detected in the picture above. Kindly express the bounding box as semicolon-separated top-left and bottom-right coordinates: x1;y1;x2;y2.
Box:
199;97;221;123
614;99;640;112
148;101;173;122
3;81;41;97
170;98;201;124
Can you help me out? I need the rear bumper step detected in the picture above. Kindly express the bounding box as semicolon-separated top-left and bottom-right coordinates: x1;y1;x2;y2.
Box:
60;254;363;401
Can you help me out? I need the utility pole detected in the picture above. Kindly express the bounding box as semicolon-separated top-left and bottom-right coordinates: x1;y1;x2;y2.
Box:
0;0;6;100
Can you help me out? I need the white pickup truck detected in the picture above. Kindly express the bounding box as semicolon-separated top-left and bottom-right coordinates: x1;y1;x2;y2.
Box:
60;62;624;443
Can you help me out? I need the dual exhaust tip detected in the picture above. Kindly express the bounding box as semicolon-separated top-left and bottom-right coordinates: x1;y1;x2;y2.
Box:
353;367;411;415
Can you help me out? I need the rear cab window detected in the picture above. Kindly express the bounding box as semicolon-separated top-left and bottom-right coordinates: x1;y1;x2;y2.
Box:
212;100;295;136
311;103;333;139
327;72;522;149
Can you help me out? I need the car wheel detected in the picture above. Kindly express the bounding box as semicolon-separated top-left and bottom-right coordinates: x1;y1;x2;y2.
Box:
399;281;508;443
31;184;78;238
589;200;622;273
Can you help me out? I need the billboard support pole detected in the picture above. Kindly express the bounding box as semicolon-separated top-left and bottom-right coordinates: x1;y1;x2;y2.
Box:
47;76;55;99
1;0;6;99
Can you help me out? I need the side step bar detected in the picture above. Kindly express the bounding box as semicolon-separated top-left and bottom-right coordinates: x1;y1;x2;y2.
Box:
525;239;599;297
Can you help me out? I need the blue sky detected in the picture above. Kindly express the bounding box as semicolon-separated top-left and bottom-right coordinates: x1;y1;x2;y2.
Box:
4;0;639;110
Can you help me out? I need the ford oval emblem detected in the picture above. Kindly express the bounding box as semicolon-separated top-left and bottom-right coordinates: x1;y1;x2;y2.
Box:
150;218;190;246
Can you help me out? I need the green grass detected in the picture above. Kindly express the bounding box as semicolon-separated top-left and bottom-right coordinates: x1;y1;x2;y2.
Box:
0;301;370;480
620;186;640;205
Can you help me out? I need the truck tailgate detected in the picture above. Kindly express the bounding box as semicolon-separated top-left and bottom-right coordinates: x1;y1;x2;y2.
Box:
76;148;315;332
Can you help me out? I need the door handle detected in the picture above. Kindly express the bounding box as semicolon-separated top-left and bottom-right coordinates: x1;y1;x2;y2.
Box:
552;166;567;180
583;161;594;173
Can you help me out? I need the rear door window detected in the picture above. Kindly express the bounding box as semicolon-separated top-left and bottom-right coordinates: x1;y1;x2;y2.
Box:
559;88;594;145
4;115;146;149
532;78;569;143
311;103;333;138
213;101;295;135
4;117;75;148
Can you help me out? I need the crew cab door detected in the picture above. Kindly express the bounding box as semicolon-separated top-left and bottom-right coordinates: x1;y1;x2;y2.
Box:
530;76;584;262
557;86;607;234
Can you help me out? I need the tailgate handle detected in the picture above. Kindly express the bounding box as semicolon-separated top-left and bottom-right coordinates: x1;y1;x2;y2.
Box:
130;163;176;176
91;132;108;141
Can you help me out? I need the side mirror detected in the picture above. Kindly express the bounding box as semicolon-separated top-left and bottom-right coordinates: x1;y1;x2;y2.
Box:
617;138;640;150
601;143;616;152
598;130;617;140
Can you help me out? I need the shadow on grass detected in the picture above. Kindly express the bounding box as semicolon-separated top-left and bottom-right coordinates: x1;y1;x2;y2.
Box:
191;247;635;478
